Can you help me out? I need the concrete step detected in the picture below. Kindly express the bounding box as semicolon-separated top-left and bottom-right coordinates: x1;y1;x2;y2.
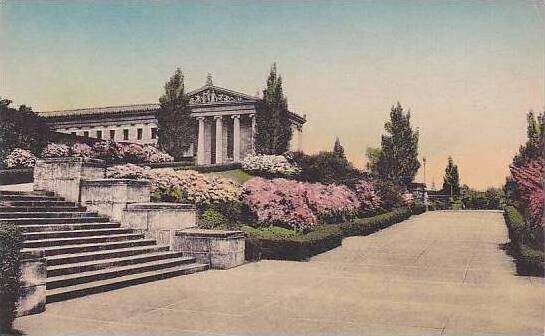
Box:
23;233;145;248
20;222;121;233
1;201;76;207
47;252;190;277
23;228;134;240
0;191;54;196
0;206;85;213
46;245;171;266
0;216;110;225
0;195;64;201
22;239;157;257
46;263;208;303
46;257;199;289
0;211;100;219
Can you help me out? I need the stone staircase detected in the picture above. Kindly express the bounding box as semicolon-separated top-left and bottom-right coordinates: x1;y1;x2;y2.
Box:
0;190;208;303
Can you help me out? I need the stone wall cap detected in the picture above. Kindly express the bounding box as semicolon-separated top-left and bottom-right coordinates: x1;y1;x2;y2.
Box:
36;157;105;167
176;228;244;238
126;202;196;210
81;178;150;186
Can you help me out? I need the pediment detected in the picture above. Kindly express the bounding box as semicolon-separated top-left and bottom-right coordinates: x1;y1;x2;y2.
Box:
187;85;258;105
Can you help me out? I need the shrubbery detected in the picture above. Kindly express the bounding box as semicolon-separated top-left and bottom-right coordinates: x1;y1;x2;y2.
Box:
41;143;70;158
242;177;360;231
354;180;383;216
4;149;37;168
0;224;23;333
241;154;301;178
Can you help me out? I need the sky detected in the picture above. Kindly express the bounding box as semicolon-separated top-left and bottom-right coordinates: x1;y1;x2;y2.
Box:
1;1;543;189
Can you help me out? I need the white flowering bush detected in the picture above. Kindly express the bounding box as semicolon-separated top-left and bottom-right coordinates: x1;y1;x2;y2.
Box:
142;145;174;163
70;143;93;158
241;154;301;177
106;164;241;207
4;149;36;168
41;143;70;158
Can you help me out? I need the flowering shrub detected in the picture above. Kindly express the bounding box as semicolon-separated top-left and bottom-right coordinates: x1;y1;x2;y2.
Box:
70;143;93;158
242;154;301;177
242;177;361;231
120;143;146;163
4;149;36;168
354;180;383;214
92;140;124;163
106;165;241;207
510;160;544;228
41;143;70;158
142;145;174;163
401;192;415;206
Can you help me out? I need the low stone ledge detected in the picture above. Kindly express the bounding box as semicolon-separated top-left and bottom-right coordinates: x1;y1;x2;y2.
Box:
33;157;106;202
17;251;47;317
174;229;245;269
80;178;150;221
123;202;196;248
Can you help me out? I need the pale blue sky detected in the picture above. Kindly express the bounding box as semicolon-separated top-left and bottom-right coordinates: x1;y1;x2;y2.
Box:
1;1;543;189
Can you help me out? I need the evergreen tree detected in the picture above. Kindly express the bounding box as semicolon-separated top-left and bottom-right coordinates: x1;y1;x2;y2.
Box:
512;111;544;167
442;156;460;196
333;137;346;159
155;68;195;160
255;63;292;154
365;147;381;174
375;102;420;186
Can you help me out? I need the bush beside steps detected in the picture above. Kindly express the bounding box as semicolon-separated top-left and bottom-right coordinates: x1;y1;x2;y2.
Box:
244;205;426;261
0;224;23;333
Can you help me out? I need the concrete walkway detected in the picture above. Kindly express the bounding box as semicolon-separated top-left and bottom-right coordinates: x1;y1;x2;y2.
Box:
14;211;544;336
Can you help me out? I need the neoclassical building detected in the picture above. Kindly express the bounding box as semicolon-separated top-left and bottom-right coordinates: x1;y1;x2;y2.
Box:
38;77;306;165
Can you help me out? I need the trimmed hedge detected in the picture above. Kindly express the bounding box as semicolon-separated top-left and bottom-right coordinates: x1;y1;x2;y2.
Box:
244;206;426;261
504;206;544;276
0;224;23;332
0;168;33;185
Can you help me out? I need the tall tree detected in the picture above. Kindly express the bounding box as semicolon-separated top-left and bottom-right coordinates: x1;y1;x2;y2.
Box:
255;63;292;154
365;147;381;174
0;98;50;164
155;68;195;160
333;137;346;159
512;111;544;167
374;102;420;186
442;156;460;196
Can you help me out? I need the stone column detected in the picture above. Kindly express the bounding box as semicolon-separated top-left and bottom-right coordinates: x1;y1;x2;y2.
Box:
232;115;241;162
197;117;205;165
250;114;256;154
297;126;303;152
214;116;223;164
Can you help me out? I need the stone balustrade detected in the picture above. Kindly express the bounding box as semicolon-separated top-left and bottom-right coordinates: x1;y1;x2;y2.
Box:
17;250;47;317
33;157;105;202
80;179;150;222
123;203;197;248
174;229;245;269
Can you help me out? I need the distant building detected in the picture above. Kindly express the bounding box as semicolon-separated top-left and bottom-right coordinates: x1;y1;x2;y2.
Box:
38;76;306;164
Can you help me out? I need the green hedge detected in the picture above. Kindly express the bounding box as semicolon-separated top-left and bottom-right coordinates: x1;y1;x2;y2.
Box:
0;168;33;185
504;206;544;276
244;206;426;261
0;224;23;333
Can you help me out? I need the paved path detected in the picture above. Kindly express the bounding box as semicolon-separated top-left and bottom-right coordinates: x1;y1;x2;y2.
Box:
15;211;544;336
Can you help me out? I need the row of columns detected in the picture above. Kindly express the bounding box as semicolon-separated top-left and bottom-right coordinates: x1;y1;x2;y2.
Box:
196;114;256;165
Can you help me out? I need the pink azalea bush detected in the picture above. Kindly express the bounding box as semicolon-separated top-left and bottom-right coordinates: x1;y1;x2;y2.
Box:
41;143;70;158
92;140;124;163
120;143;146;163
142;145;174;163
354;180;382;214
510;159;544;227
4;149;36;168
106;164;241;207
242;154;301;177
70;143;93;158
242;177;361;231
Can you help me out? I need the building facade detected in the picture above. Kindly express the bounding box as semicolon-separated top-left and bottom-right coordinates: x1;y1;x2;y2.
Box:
38;78;306;165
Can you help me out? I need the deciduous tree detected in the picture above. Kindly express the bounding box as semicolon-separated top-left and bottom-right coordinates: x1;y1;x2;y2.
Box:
442;156;460;196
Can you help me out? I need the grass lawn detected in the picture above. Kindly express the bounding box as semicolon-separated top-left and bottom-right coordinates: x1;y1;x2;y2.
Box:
208;169;254;184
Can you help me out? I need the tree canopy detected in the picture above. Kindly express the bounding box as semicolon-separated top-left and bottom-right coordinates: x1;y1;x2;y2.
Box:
369;102;420;186
442;156;460;196
155;68;195;160
255;63;292;154
333;137;346;159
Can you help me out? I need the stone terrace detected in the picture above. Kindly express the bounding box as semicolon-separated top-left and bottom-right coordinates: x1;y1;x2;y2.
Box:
14;211;544;336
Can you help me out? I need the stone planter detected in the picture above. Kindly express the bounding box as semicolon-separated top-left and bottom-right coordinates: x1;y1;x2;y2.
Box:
17;250;46;316
80;179;150;222
123;203;197;248
174;229;245;269
33;157;105;202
